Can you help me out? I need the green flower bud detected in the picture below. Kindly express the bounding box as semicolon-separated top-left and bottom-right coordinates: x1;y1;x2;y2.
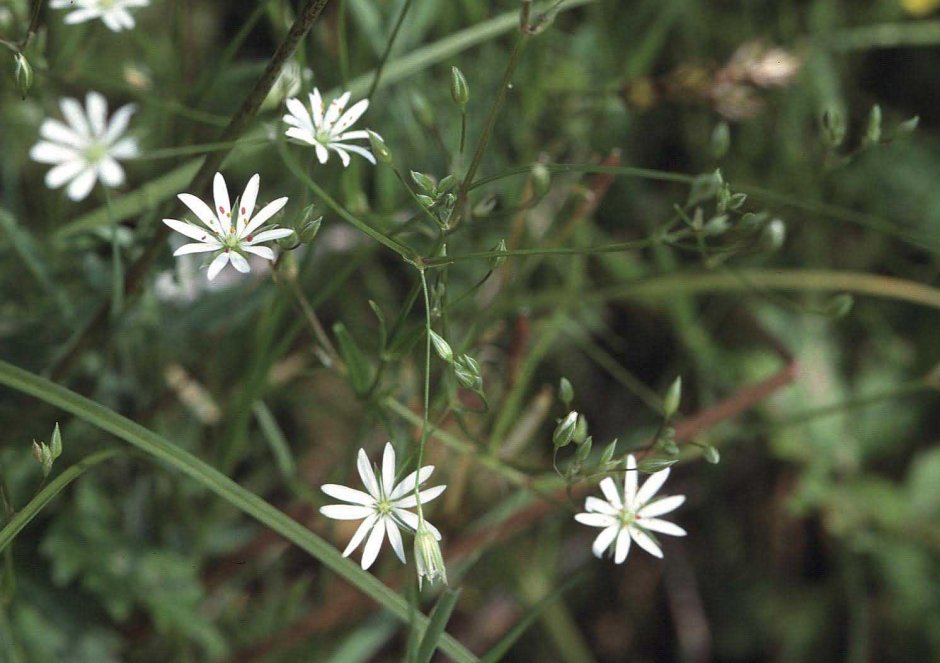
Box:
367;130;392;164
553;411;578;448
663;377;682;418
296;205;322;243
637;457;677;474
573;414;589;445
558;377;574;406
414;520;447;590
450;66;470;107
531;163;551;197
600;439;618;466
31;440;43;465
454;354;483;393
760;218;786;252
50;423;62;460
429;329;454;363
710;121;730;159
864;104;882;145
703;445;721;464
13;52;33;99
821;108;846;148
575;435;593;463
411;170;437;194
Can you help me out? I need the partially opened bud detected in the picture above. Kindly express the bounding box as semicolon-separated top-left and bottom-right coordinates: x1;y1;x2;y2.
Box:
553;411;578;448
367;130;392;164
13;52;33;99
414;520;447;591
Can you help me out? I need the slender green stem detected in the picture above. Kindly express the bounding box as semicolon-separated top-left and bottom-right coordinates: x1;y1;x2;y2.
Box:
366;0;415;100
414;269;434;516
423;235;668;267
0;359;477;662
0;449;122;553
459;111;467;155
338;0;350;84
454;33;529;224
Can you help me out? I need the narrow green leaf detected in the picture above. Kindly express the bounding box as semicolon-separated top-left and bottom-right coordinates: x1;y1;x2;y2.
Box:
334;322;374;397
479;574;583;663
252;401;296;479
416;588;462;663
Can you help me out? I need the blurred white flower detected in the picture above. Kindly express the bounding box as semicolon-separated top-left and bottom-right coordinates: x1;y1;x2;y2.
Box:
575;454;686;563
30;91;138;201
283;88;375;166
50;0;149;32
162;172;292;281
320;442;446;570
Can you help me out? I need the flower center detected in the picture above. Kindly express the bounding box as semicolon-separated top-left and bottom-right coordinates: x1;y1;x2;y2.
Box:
376;499;393;516
315;129;332;144
99;0;116;9
619;509;636;527
222;235;241;250
84;141;108;164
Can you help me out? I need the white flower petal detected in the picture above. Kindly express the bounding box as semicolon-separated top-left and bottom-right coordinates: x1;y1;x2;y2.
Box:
66;168;97;201
241;197;288;237
60;97;90;137
101;11;123;31
245;227;292;244
178;193;222;233
319;504;374;520
163;218;214;242
637;494;686;519
173;242;220;256
360;516;387;570
321;483;374;506
39;119;86;149
634;468;671;509
385;518;406;564
331;145;352;168
592;525;619;558
614;527;632;563
104;103;137;144
392;484;446;509
85;92;108;137
238;174;260;230
331;98;368;135
114;8;135;30
206;252;230;281
599;477;622;509
334;143;375;165
381;442;396;497
213;172;231;225
309;88;325;126
574;512;617;529
109;137;139;159
285;97;313;129
638;518;686;537
388;466;434;500
324;91;350;126
243;245;275;261
336;129;370;141
44;159;86;189
63;8;102;25
229;251;250;273
630;526;663;558
342;514;377;557
31;141;79;165
314;143;329;164
624;454;638;505
96;156;125;187
357;448;381;499
285;126;315;145
584;496;619;515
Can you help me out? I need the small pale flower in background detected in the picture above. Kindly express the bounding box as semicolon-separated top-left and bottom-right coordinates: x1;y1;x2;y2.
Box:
283;88;376;166
575;454;686;563
30;91;138;201
162;172;292;281
50;0;149;31
320;442;446;570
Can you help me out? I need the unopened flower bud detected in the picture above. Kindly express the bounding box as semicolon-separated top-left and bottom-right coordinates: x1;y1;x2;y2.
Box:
50;423;62;460
531;163;551;197
704;445;721;464
414;520;447;590
553;411;578;448
663;377;682;418
429;329;453;363
760;218;786;252
558;377;574;406
13;52;33;99
454;354;483;393
573;414;588;445
296;205;322;243
575;435;593;463
450;66;470;107
367;130;392;164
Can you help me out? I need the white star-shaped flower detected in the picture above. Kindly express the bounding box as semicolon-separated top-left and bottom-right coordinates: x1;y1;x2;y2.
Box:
320;442;446;570
50;0;149;32
162;172;293;281
283;88;375;167
575;454;686;563
30;91;138;201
